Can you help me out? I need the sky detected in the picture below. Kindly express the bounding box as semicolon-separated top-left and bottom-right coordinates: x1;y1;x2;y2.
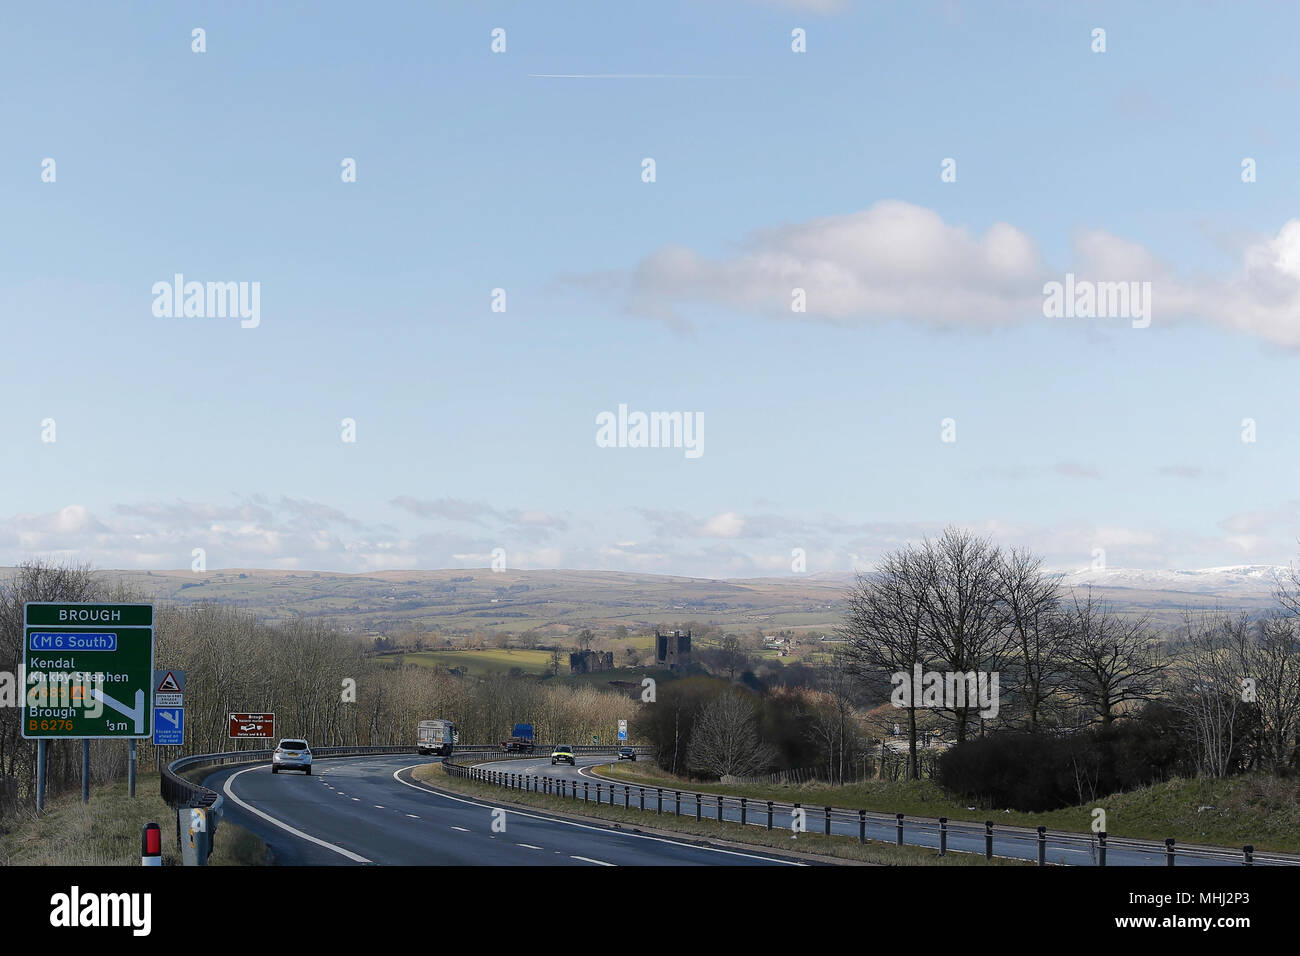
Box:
2;0;1300;577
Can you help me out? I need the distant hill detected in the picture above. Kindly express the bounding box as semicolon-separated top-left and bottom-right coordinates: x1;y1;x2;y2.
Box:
74;567;849;637
1;564;1288;637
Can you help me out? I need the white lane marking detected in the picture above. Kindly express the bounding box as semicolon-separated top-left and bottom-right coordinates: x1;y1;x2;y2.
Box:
374;805;385;809
392;766;803;865
516;843;542;849
406;814;420;819
222;766;371;864
571;855;615;866
352;797;360;802
450;826;469;832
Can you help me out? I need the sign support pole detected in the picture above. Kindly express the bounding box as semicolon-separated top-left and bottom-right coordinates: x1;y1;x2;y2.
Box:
35;740;46;813
82;739;90;804
129;739;137;798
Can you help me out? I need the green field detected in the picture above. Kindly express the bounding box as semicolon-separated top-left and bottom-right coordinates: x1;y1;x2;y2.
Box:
375;648;554;675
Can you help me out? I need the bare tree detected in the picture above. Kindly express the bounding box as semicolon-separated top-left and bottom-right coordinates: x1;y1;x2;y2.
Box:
840;549;927;777
1170;611;1255;777
717;634;747;682
913;528;1014;743
1058;590;1165;725
997;547;1068;732
688;692;773;779
0;561;110;810
1241;616;1300;771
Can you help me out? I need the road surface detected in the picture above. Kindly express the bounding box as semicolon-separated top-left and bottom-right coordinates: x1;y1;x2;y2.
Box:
202;753;801;866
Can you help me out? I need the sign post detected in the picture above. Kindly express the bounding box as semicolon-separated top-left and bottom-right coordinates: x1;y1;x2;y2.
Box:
22;603;155;739
229;713;275;739
22;603;154;810
147;668;186;795
153;669;186;747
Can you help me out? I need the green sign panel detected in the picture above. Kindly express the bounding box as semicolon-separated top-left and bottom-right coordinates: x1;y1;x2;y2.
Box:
22;603;154;739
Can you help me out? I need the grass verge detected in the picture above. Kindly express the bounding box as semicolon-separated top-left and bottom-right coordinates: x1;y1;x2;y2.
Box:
0;776;267;866
414;764;1024;866
594;762;1300;854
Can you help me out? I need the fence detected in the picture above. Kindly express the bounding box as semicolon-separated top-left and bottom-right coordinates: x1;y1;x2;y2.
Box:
441;753;1299;868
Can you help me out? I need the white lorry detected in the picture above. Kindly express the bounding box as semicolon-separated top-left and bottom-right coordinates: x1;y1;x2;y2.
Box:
417;718;456;757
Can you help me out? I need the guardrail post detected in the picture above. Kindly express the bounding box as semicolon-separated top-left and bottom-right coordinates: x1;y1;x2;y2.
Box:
895;813;904;846
858;810;866;843
639;787;645;811
1037;826;1046;866
741;797;747;826
584;781;589;802
596;783;602;802
1243;844;1254;866
984;821;993;860
675;791;681;816
717;794;723;822
624;785;630;809
657;788;663;814
767;800;773;830
825;806;831;836
1165;838;1176;866
36;740;46;814
1098;831;1106;867
696;793;702;821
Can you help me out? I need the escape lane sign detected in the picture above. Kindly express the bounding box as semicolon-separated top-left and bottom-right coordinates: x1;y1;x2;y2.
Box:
22;603;155;739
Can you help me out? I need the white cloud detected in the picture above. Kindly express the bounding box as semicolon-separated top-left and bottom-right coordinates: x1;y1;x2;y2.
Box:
4;498;1299;579
599;201;1047;328
577;202;1300;348
702;512;747;538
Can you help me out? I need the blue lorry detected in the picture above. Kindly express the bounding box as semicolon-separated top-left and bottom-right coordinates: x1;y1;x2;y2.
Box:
501;722;535;753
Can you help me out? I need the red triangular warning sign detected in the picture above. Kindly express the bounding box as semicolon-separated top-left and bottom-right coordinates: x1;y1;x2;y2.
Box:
157;671;182;693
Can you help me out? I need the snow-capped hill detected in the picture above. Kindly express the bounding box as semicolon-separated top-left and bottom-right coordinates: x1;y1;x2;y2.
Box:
1053;565;1288;596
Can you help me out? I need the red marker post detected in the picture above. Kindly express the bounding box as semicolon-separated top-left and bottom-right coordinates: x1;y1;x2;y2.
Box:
141;822;162;866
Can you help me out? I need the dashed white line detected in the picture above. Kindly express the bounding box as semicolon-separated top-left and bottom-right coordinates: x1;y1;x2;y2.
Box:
516;843;542;850
406;813;420;819
393;766;803;865
221;766;371;864
450;826;469;832
571;855;615;866
374;805;385;809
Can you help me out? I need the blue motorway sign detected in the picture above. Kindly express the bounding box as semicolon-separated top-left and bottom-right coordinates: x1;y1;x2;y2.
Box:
154;707;184;746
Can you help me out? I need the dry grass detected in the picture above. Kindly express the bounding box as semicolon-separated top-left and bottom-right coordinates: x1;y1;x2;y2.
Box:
0;777;266;866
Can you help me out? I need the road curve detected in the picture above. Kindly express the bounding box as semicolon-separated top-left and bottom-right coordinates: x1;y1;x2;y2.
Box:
201;753;800;866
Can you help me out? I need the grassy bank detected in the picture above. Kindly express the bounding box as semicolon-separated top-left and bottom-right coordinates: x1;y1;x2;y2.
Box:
594;762;1300;854
413;763;1024;866
0;777;267;866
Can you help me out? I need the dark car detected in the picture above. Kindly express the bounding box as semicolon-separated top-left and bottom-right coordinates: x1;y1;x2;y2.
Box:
618;746;637;761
